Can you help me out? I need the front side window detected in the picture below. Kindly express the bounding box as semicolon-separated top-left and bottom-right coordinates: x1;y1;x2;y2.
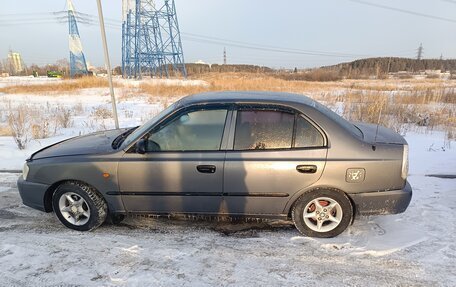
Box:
234;110;294;150
146;109;228;151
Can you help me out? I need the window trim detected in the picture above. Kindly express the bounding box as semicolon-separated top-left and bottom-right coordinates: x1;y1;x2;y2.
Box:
228;104;328;152
127;103;233;153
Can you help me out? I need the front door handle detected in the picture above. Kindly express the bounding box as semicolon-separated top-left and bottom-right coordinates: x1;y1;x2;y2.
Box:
296;165;317;174
197;165;216;174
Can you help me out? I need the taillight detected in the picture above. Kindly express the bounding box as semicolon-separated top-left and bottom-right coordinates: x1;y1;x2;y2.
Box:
401;144;409;180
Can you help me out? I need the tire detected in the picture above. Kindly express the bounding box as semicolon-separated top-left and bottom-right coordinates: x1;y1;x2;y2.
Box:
292;189;353;238
52;181;107;231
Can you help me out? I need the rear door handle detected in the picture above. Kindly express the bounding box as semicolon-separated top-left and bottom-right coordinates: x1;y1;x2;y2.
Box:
197;165;216;174
296;165;317;174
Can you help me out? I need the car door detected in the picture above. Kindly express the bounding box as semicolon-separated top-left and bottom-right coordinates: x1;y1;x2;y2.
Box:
118;105;231;214
223;106;328;216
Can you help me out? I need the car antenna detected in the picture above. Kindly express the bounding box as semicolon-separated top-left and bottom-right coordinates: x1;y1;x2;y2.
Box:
374;101;384;144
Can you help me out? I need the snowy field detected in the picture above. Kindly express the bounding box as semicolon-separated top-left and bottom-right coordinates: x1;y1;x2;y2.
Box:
0;78;455;286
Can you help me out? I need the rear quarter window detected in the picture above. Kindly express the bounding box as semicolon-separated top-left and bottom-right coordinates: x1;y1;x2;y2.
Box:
234;110;294;150
295;116;325;148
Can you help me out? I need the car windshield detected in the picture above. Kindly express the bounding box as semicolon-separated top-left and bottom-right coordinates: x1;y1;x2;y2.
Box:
121;101;179;148
312;100;363;139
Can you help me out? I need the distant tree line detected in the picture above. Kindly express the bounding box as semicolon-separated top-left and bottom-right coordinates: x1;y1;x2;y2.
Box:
327;57;456;79
185;64;273;76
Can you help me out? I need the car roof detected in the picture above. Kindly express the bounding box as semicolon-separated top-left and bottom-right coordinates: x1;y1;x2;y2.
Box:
178;91;318;108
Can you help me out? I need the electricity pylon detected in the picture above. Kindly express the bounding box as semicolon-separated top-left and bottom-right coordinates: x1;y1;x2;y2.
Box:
68;0;88;78
122;0;187;79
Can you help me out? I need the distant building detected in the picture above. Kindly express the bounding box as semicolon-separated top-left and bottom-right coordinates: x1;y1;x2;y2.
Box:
7;51;24;75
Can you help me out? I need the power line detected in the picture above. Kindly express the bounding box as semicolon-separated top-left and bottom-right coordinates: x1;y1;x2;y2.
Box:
0;9;422;62
0;10;417;58
182;36;361;58
182;32;367;58
348;0;456;24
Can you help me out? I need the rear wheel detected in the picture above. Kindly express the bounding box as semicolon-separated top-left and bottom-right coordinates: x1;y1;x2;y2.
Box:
292;189;353;238
52;182;107;231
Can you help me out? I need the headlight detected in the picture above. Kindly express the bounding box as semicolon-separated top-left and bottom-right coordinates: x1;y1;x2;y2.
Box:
401;144;409;180
22;162;30;180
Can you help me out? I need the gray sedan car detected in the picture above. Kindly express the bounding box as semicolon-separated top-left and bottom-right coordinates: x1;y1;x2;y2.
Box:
18;91;412;237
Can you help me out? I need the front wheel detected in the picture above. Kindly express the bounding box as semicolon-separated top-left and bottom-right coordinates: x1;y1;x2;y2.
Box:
52;182;107;231
292;189;353;238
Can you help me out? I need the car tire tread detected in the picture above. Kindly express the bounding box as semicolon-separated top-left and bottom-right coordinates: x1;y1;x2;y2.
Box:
52;181;107;231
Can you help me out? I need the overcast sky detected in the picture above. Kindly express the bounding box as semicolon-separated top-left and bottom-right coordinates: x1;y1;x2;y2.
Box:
0;0;454;68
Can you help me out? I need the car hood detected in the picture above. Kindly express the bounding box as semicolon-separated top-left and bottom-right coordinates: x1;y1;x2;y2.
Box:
30;129;126;160
353;122;407;145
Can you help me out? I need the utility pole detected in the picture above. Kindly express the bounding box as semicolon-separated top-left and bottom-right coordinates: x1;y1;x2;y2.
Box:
223;47;227;65
386;57;392;74
417;43;423;60
96;0;119;129
440;54;444;71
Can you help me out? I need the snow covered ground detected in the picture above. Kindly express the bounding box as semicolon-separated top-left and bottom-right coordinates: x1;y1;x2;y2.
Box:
0;131;454;286
0;78;455;286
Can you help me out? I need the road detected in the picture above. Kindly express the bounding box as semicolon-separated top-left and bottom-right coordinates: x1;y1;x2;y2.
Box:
0;172;454;287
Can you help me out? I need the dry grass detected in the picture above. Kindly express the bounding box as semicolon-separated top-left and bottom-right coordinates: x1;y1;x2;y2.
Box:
1;73;453;98
389;87;456;105
0;76;115;94
340;90;455;137
1;73;455;143
0;125;12;136
139;73;330;99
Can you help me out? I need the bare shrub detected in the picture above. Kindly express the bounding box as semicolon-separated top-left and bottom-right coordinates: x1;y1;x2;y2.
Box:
396;73;413;79
276;70;342;82
124;110;133;118
73;102;84;114
55;105;73;129
7;102;33;150
426;74;440;79
90;106;114;131
30;103;61;140
442;88;456;104
5;101;77;147
91;106;112;119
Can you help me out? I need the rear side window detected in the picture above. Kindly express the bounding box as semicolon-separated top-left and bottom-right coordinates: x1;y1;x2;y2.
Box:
234;110;294;150
295;116;324;148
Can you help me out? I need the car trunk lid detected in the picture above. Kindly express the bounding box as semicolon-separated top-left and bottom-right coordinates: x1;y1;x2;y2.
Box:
353;122;407;145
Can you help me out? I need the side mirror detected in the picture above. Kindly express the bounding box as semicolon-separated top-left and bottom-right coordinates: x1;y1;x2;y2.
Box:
135;139;147;154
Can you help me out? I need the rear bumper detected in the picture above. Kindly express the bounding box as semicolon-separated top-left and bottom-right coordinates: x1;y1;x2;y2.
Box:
349;181;412;216
17;177;50;212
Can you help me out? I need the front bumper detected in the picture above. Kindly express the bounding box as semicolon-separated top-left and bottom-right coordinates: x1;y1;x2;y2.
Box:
349;181;412;215
17;176;50;212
